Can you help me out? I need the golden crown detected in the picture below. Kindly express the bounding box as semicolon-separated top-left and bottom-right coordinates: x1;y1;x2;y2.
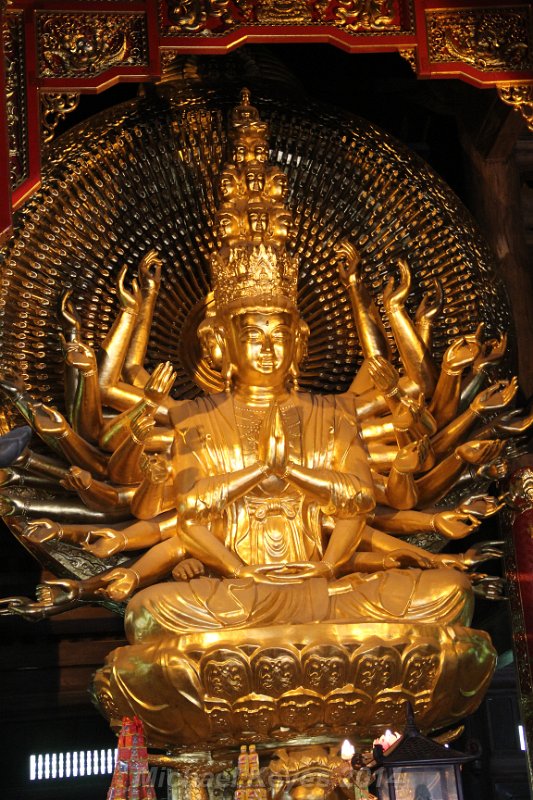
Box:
211;89;298;314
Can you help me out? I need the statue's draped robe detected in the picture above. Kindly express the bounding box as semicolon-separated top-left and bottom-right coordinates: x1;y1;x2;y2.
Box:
125;393;473;644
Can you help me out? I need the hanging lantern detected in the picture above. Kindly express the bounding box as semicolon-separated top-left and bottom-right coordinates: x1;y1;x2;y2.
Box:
372;705;479;800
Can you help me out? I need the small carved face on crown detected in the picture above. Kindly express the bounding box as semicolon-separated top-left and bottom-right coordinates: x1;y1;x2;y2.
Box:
219;168;243;201
232;142;248;165
254;142;269;163
218;209;242;247
266;171;288;201
245;164;266;194
248;206;269;243
269;208;292;246
232;136;269;165
232;93;257;125
225;310;296;387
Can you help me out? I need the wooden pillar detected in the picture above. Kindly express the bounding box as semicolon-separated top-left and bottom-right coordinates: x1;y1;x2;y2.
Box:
459;102;533;396
507;467;533;793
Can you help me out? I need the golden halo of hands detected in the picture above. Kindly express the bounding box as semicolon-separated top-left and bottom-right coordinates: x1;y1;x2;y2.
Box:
0;241;525;615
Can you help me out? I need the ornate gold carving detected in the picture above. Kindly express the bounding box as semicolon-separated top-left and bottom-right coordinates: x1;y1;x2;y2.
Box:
41;93;81;146
36;12;148;78
92;624;496;748
162;0;400;33
255;0;311;24
151;751;231;799
3;10;27;189
201;649;252;699
498;83;533;132
330;0;398;31
251;647;301;695
211;89;298;314
508;466;533;511
267;744;361;800
426;8;531;71
165;0;235;33
399;47;417;73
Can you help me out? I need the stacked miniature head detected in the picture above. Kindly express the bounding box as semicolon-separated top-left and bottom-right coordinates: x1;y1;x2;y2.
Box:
211;88;298;316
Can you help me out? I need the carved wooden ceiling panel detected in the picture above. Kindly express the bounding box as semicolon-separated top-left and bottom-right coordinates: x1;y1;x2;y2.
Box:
1;0;532;241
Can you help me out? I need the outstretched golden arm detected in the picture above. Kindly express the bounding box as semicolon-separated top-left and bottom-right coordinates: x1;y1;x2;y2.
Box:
107;413;155;485
130;454;175;520
31;403;108;478
431;378;518;456
62;337;104;444
335;240;390;394
414;279;443;351
59;290;82;424
123;249;163;387
382;258;437;397
459;333;507;409
60;466;136;513
99;361;175;452
97;264;141;391
415;439;504;507
429;332;481;428
24;510;178;558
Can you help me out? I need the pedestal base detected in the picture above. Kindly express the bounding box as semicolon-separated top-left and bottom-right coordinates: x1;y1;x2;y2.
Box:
93;622;496;750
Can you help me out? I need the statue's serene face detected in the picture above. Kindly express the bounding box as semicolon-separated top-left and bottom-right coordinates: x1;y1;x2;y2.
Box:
226;310;296;386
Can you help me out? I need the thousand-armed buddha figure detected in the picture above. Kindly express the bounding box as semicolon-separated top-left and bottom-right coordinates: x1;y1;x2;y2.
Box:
0;88;526;748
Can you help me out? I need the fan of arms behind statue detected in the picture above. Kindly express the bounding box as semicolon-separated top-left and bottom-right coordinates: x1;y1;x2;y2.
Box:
0;70;518;575
1;67;524;588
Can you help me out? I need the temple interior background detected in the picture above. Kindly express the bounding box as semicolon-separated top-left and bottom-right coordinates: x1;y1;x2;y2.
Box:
1;39;533;800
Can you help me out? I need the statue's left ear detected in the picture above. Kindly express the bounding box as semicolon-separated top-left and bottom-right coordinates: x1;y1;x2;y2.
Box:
295;318;310;365
290;318;309;390
197;319;224;370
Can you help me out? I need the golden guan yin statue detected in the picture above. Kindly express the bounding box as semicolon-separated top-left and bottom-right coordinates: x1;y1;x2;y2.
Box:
0;71;528;751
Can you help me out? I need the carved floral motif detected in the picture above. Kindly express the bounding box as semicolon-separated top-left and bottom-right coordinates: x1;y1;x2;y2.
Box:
399;48;417;73
164;0;235;33
3;11;27;188
201;650;251;699
324;686;368;726
498;84;533;133
426;8;531;71
162;0;400;34
93;624;497;747
402;645;440;693
328;0;399;31
251;648;301;696
36;12;149;78
302;645;349;692
255;0;311;24
41;93;80;146
233;694;277;734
